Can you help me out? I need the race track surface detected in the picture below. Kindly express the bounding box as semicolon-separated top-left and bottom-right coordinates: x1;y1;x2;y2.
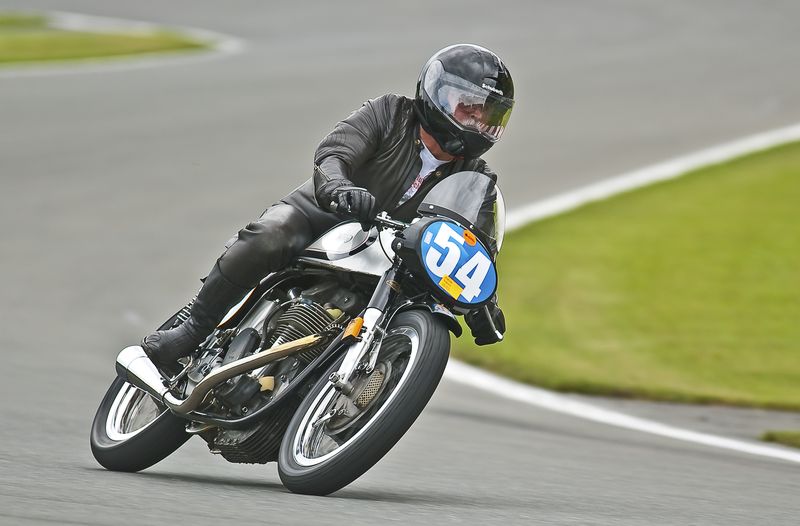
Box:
1;1;799;524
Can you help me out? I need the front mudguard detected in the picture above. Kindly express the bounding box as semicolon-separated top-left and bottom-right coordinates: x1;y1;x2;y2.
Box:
396;301;462;337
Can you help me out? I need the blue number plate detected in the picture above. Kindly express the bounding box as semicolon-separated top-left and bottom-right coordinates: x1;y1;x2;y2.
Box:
419;220;497;305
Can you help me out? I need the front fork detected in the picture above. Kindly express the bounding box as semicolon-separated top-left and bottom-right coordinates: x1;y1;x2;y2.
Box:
328;258;402;394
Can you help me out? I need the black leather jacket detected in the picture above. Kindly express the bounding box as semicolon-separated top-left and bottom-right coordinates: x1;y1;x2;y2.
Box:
311;94;497;223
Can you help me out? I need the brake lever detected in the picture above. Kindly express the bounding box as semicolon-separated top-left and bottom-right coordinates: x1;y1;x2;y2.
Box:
483;305;504;342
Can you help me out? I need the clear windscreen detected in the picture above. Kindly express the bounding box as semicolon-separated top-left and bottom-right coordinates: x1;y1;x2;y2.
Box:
418;171;506;252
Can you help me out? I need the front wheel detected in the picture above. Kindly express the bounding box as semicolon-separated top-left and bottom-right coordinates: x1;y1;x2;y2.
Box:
90;376;189;472
278;309;450;495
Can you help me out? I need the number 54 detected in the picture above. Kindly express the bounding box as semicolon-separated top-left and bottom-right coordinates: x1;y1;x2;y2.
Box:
425;223;492;302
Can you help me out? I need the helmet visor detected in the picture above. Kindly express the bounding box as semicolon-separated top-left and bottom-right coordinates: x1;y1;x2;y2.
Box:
423;60;514;141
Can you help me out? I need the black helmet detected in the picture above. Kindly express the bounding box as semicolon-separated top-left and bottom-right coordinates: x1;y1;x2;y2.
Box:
415;44;514;158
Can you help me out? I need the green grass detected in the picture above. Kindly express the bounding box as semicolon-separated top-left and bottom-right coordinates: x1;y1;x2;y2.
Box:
0;12;47;29
0;12;206;65
762;431;800;449
454;142;800;410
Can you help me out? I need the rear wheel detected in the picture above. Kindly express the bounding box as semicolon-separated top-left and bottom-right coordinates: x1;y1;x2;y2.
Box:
278;310;450;495
90;376;190;472
90;310;191;472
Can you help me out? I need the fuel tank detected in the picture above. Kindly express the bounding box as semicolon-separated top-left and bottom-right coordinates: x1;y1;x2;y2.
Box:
297;221;395;277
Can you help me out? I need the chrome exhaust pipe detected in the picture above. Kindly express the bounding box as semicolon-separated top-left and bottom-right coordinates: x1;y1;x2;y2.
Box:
115;345;178;405
115;334;324;414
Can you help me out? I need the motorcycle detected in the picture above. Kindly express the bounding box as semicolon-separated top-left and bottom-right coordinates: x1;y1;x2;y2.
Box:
90;170;505;495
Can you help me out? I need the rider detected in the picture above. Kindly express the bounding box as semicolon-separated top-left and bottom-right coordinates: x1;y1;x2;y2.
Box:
142;44;514;368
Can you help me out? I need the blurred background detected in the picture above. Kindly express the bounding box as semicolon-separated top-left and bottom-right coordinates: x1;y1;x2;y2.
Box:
1;1;799;524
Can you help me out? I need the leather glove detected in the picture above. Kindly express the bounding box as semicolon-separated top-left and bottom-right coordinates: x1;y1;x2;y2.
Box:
465;303;506;346
330;186;377;222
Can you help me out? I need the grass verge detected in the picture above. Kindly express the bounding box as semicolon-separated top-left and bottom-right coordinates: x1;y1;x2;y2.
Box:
762;431;800;449
0;12;206;65
0;12;47;29
453;142;800;410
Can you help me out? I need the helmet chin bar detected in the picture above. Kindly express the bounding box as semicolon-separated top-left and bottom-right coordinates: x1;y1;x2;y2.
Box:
431;123;494;159
439;134;465;157
458;129;494;158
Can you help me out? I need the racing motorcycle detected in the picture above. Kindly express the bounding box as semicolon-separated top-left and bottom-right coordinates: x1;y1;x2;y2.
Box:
90;170;505;495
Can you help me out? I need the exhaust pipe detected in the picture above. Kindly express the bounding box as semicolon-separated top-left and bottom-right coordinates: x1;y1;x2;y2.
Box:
115;334;324;414
115;346;176;405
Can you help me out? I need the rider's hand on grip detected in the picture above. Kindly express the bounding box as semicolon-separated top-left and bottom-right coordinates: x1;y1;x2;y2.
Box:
465;302;506;346
330;186;377;223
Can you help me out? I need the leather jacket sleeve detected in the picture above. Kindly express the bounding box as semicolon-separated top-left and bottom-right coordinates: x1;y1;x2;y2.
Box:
313;98;386;209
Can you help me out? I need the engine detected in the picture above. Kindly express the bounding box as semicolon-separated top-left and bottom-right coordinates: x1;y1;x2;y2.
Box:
203;286;355;464
208;404;295;464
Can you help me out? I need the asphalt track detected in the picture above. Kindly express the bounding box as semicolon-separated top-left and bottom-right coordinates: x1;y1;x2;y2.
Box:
2;1;800;524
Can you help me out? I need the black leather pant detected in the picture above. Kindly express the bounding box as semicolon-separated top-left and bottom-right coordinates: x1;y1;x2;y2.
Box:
216;180;343;288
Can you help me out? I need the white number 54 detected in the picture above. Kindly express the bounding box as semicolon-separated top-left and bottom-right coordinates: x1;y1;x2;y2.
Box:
425;223;492;302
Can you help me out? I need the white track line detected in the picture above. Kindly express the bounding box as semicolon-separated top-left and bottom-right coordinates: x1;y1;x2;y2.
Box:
446;361;800;464
447;121;800;464
505;123;800;230
0;11;245;79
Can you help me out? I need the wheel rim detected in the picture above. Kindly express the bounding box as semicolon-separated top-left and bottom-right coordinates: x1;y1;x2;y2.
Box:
291;327;420;467
105;382;164;441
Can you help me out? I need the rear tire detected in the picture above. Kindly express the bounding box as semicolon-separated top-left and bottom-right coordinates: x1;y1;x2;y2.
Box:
91;309;193;472
278;310;450;495
90;376;190;472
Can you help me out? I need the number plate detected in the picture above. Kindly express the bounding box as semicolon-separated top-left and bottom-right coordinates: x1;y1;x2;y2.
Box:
419;220;497;305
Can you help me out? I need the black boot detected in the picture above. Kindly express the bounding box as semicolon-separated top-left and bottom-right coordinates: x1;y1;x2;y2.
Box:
142;262;250;369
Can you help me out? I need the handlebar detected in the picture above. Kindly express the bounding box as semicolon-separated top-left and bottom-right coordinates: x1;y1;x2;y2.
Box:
371;212;410;231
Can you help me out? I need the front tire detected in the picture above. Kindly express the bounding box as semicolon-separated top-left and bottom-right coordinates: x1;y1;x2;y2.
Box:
278;310;450;495
90;376;189;472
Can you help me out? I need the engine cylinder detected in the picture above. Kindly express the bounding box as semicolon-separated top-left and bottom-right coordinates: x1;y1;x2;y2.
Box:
269;302;334;345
